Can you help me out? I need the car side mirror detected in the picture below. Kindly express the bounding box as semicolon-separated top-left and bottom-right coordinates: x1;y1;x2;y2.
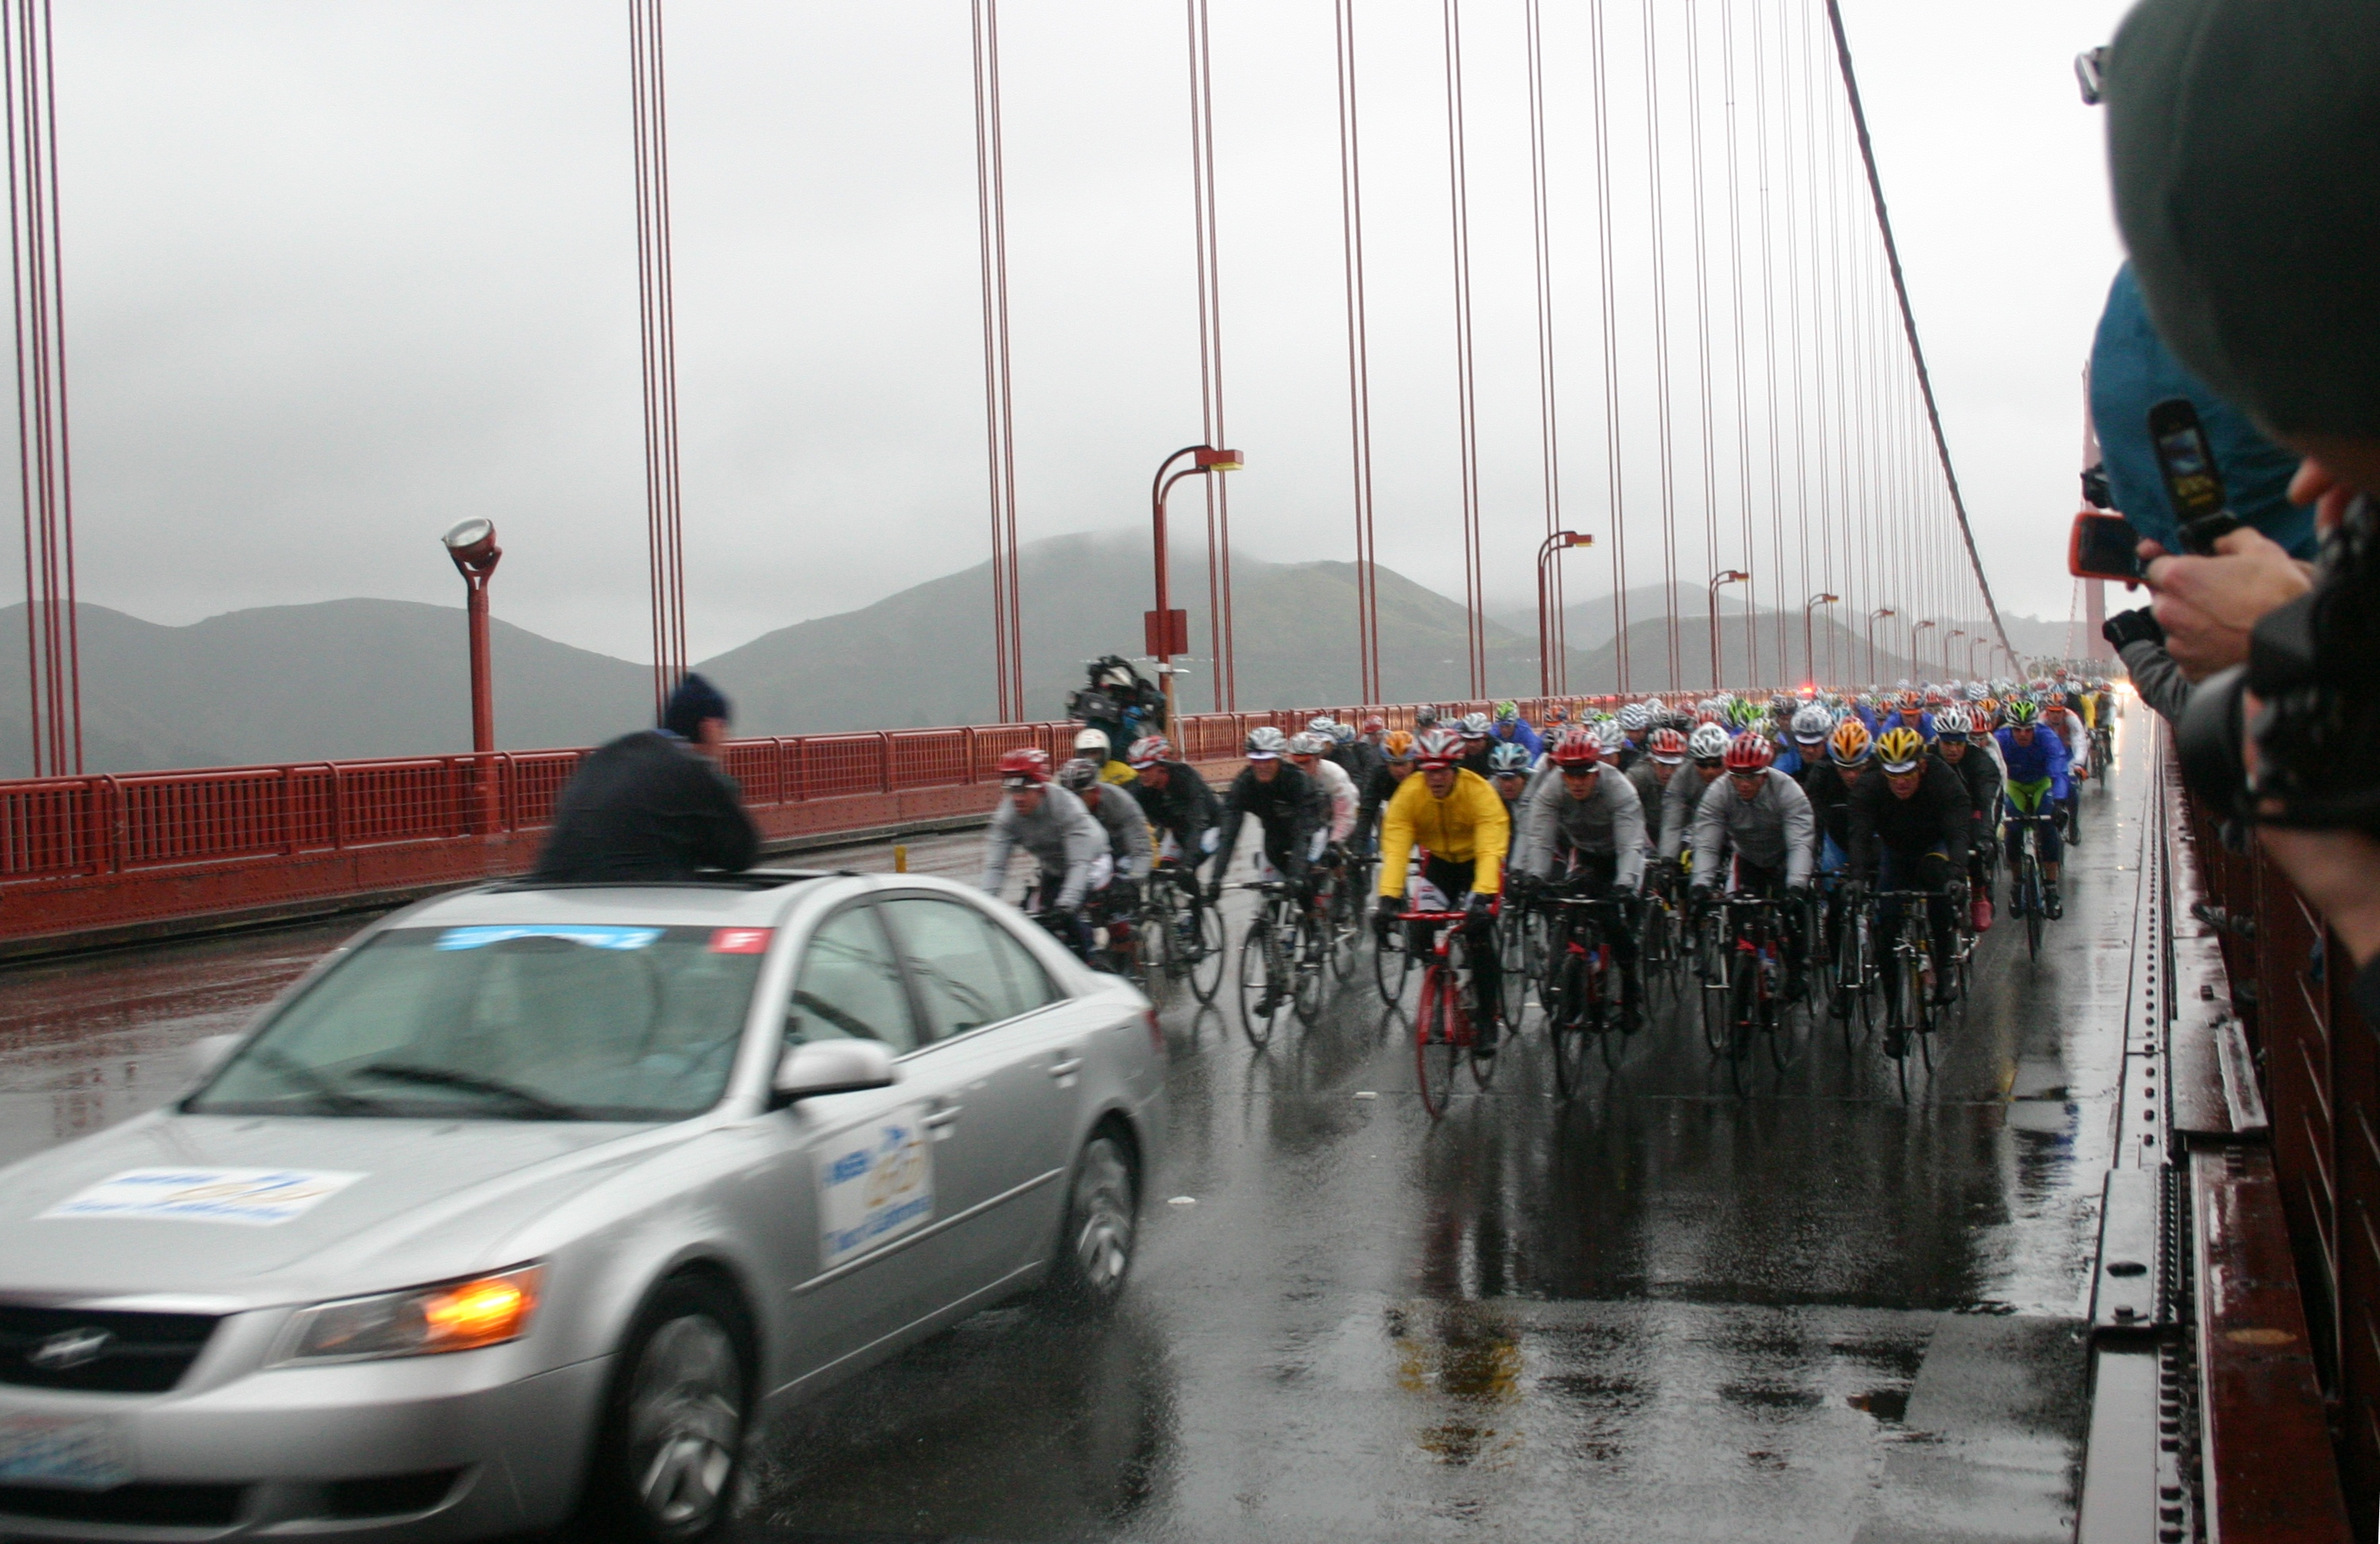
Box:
769;1039;896;1111
187;1034;241;1082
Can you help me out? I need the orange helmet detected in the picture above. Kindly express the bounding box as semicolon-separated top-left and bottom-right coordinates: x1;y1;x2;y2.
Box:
1827;718;1872;768
1382;729;1418;761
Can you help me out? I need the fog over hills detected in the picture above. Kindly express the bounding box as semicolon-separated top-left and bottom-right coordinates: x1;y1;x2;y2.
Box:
4;532;1992;776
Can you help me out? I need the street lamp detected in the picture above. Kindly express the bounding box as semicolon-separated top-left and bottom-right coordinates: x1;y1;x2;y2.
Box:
1708;570;1749;689
1148;444;1243;727
1948;628;1966;682
1911;618;1937;683
1537;530;1595;696
1865;606;1895;685
1801;593;1839;688
1967;636;1986;678
442;518;501;837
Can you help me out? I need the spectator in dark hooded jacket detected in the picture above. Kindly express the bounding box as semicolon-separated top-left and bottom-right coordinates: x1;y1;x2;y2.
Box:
534;673;759;882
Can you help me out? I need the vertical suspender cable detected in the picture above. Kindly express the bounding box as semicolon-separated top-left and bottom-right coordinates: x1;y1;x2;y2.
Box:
1333;0;1380;705
970;0;1025;721
1641;0;1680;688
1683;0;1719;686
1184;0;1235;709
1524;0;1565;694
1441;0;1485;699
6;0;76;776
1820;0;2009;657
1797;0;1836;684
1749;0;1789;681
629;0;688;715
1591;0;1629;691
1778;0;1814;684
1720;0;1757;688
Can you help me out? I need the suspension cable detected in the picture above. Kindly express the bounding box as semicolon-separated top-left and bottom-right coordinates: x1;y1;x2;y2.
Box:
1184;0;1234;709
1642;0;1681;689
1334;0;1379;704
629;0;688;716
969;0;1024;722
1441;0;1485;699
1720;0;1757;688
1525;0;1564;695
1591;0;1629;692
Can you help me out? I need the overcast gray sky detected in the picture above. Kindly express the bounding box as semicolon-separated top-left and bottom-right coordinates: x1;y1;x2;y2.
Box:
38;0;2131;664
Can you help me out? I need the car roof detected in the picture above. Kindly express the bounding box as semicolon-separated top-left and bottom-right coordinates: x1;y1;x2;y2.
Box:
391;869;843;931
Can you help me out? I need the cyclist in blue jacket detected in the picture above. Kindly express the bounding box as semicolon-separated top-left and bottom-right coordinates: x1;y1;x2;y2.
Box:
1994;699;2071;919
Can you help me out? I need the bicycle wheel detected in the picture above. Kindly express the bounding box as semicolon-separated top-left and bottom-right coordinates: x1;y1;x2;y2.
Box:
1701;950;1734;1058
1500;910;1532;1031
1415;965;1459;1119
1292;911;1327;1027
1374;920;1412;1003
1640;899;1676;1011
1327;881;1362;982
1891;950;1923;1102
2021;849;2044;961
1765;948;1799;1073
1188;900;1226;1004
1551;951;1593;1099
1235;916;1280;1049
1725;950;1759;1096
1146;888;1180;984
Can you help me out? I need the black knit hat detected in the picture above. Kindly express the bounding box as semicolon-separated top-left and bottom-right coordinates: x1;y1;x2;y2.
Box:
2105;0;2380;439
662;672;730;739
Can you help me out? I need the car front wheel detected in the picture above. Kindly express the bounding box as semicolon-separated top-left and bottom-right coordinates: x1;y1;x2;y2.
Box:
581;1274;752;1543
1046;1131;1138;1315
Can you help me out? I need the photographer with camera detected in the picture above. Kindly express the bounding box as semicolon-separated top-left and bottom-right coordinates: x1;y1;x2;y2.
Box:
2105;0;2380;1014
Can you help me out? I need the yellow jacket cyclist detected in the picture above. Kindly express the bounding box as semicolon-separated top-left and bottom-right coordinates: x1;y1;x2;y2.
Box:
1374;729;1513;1048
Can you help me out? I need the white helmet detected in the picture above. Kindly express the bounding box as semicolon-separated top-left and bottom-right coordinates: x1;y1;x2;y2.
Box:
1288;731;1331;757
1618;702;1651;732
1933;705;1972;738
1688;723;1732;762
1790;704;1833;745
1073;726;1111;759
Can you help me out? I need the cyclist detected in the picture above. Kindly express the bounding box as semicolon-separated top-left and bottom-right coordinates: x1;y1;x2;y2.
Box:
1803;718;1872;877
1374;728;1512;1051
1124;734;1222;929
1689;733;1818;993
979;748;1109;946
1288;730;1359;852
1455;713;1497;778
2039;691;2091;845
1512;729;1649;1028
1057;757;1153;942
1328;719;1381;787
1658;722;1737;865
1207;727;1322;919
1847;728;1971;1013
1487;741;1535;813
1778;703;1834;781
1491;700;1544;757
1995;699;2071;919
1615;702;1652;769
1629;725;1690;855
1072;726;1138;786
1929;706;2002;931
1353;729;1420;855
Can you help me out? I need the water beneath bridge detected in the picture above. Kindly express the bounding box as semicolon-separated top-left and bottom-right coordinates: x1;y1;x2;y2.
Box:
0;714;2152;1542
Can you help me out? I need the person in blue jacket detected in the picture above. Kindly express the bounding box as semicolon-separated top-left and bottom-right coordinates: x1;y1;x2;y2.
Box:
1995;699;2072;919
1490;700;1544;758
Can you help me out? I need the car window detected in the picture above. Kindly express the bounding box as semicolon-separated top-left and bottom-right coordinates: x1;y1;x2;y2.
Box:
880;897;1027;1041
979;916;1063;1014
787;905;920;1056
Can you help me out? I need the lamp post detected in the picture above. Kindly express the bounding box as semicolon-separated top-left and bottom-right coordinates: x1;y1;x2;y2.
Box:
1864;606;1895;685
1948;628;1966;682
1801;592;1839;688
1911;618;1937;683
1537;530;1595;696
1706;570;1750;689
442;518;501;836
1148;443;1242;728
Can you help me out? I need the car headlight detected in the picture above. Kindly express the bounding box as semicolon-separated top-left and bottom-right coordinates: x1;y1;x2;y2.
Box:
268;1264;543;1367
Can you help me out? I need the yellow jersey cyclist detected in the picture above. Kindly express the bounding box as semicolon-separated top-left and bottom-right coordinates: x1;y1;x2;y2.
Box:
1373;728;1513;1053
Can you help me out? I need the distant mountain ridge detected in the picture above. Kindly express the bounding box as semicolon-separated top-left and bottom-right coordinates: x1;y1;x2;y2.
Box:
4;531;1966;776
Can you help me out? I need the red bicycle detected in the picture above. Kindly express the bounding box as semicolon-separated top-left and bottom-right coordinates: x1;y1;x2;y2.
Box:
1405;903;1497;1118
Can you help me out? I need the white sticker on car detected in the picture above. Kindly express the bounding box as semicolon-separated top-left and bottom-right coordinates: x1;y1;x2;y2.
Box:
39;1168;365;1226
817;1109;934;1269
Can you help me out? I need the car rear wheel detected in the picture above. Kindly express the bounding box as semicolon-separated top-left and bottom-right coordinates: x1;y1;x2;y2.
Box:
581;1275;752;1543
1045;1131;1137;1316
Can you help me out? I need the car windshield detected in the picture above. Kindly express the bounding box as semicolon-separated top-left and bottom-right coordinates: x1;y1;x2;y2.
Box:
187;923;767;1121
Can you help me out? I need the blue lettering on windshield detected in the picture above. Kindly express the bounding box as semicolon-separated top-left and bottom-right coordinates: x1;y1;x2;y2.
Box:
436;926;664;952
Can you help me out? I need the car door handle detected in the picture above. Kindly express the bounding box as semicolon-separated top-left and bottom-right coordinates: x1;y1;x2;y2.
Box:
922;1105;963;1129
1049;1056;1084;1079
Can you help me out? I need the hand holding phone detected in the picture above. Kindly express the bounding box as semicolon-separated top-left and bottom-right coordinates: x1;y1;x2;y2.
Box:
2148;397;2244;554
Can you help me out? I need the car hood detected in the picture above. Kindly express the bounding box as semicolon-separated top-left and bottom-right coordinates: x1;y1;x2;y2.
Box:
0;1112;683;1306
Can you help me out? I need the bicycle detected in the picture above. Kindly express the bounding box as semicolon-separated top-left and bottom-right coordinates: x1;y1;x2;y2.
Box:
1498;888;1542;1032
2001;796;2059;961
1233;878;1328;1047
1698;892;1801;1095
1872;886;1951;1101
1637;863;1686;1011
1818;870;1876;1051
1538;891;1632;1094
1145;862;1225;1004
2088;724;2112;784
1404;904;1498;1118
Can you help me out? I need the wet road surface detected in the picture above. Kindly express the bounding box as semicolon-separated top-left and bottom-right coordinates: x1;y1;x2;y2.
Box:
0;716;2147;1542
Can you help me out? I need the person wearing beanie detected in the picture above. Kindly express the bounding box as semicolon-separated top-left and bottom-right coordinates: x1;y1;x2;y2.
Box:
533;671;759;882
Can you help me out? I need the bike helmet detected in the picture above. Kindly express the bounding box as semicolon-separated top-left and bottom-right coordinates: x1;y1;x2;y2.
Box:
1594;720;1626;756
1932;706;1971;739
1414;728;1464;769
1246;726;1291;760
1551;729;1603;768
1307;715;1337;735
1056;757;1102;791
1330;722;1358;746
1876;728;1926;774
1827;718;1872;768
2003;698;2039;727
1073;726;1111;760
1489;742;1532;776
1126;734;1173;768
1383;729;1419;761
1493;700;1520;723
997;747;1052;786
1647;726;1689;764
1458;712;1492;738
1617;702;1650;732
1360;715;1386;734
1790;704;1833;745
1768;694;1795;720
1688;723;1733;763
1288;731;1330;757
1723;732;1775;772
1965;680;1988;701
1415;706;1441;729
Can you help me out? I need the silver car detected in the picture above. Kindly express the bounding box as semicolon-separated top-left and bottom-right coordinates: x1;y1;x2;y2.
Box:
0;870;1163;1541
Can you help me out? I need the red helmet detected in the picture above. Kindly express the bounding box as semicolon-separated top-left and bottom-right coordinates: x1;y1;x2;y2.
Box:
1646;726;1689;764
1550;729;1603;769
1360;715;1386;734
996;747;1051;785
1693;706;1721;728
1721;732;1775;773
1414;728;1464;769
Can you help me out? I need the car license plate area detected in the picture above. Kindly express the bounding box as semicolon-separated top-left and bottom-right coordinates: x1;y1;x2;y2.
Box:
0;1414;129;1490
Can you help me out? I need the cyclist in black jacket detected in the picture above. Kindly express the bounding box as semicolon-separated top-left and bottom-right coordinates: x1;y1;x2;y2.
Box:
1352;729;1420;854
1847;728;1972;1015
1207;727;1320;903
1928;706;2002;932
